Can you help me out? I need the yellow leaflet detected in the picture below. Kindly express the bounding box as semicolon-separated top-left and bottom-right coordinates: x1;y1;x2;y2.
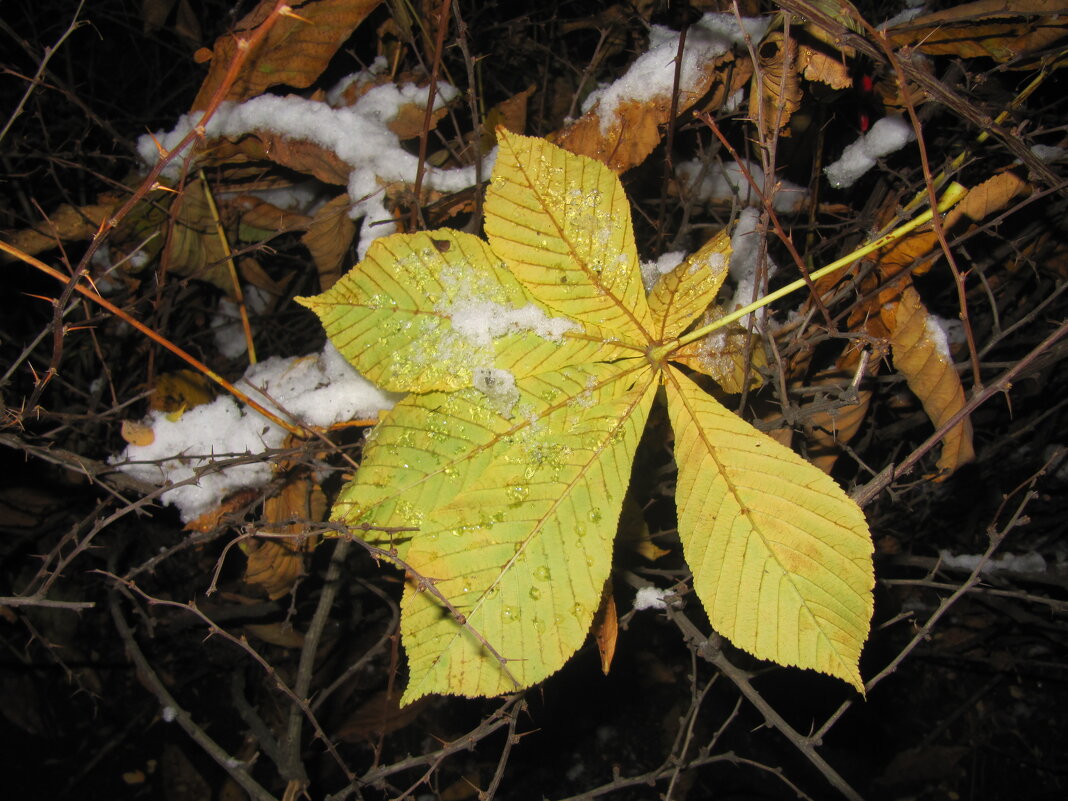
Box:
400;361;656;702
647;229;732;342
298;229;632;393
484;130;655;345
663;365;873;692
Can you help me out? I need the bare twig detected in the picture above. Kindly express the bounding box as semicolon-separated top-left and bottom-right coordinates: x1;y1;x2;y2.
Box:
110;590;279;801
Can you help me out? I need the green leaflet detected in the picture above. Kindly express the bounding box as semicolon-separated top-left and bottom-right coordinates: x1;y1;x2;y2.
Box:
299;128;875;701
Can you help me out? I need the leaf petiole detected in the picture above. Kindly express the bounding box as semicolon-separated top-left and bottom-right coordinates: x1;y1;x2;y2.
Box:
675;182;968;348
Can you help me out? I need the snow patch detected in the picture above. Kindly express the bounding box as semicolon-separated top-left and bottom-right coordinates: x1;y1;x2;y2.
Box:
729;207;778;327
443;298;579;346
633;586;672;611
138;67;490;257
677;157;808;213
211;285;272;359
112;343;398;522
824;114;915;189
472;367;519;418
939;550;1047;575
640;251;685;291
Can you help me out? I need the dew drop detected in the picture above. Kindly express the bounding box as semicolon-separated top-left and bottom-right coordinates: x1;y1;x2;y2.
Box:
587;507;603;523
528;587;542;601
575;523;587;538
534;565;551;582
572;603;586;618
502;605;521;623
533;617;547;634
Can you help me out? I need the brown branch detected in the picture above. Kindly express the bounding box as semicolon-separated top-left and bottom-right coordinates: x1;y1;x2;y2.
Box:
411;0;453;231
102;571;356;787
281;536;352;784
109;590;280;801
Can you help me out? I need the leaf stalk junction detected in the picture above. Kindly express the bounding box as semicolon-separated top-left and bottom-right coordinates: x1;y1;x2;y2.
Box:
677;182;967;348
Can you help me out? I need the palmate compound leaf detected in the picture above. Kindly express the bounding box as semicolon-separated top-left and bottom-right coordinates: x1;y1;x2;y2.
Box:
299;128;874;702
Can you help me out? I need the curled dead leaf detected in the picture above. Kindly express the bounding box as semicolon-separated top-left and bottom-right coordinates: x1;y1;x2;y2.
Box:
797;22;853;90
883;286;974;477
593;582;618;676
244;466;326;599
749;31;802;138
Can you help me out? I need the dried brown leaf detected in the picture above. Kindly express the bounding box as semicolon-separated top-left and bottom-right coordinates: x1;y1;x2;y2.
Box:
749;31;802;137
887;0;1068;68
1;199;117;260
592;582;618;676
190;0;382;110
804;387;873;474
254;134;351;185
552;51;738;173
232;194;312;236
486;84;535;138
243;538;306;600
243;621;305;648
616;494;668;561
388;101;449;140
244;467;326;599
883;286;974;477
148;369;215;413
798;23;853;90
184;488;262;532
166;179;231;290
334;690;430;742
870;171;1030;283
303;193;356;290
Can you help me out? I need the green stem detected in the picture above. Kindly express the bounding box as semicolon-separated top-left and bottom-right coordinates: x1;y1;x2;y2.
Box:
676;182;967;348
